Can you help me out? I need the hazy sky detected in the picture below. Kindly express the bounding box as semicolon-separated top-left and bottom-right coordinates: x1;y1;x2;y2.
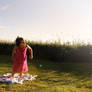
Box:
0;0;92;43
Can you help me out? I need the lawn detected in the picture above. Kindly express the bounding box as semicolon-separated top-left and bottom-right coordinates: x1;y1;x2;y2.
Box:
0;55;92;92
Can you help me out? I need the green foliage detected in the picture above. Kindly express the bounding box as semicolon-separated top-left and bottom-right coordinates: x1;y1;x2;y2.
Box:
0;40;92;62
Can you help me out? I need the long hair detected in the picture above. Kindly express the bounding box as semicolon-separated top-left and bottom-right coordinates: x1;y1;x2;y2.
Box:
15;36;24;46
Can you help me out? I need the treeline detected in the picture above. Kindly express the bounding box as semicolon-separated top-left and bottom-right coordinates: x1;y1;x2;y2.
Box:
0;40;92;62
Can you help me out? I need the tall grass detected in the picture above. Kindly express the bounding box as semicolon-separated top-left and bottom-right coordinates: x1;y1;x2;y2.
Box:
0;39;92;62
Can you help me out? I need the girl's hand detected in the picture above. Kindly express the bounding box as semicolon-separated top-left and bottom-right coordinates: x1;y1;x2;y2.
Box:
29;55;33;60
27;45;33;60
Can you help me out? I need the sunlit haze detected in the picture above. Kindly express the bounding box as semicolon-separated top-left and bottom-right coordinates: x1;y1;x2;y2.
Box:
0;0;92;43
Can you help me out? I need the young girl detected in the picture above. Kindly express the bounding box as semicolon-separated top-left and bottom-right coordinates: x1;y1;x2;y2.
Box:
11;36;33;79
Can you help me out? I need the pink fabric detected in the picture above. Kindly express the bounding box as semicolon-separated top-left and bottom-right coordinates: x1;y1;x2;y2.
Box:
12;47;28;73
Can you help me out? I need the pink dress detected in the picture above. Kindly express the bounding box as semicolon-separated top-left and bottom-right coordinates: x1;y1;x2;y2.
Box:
12;47;28;73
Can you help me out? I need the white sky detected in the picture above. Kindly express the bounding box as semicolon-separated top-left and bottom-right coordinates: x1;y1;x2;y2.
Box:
0;0;92;43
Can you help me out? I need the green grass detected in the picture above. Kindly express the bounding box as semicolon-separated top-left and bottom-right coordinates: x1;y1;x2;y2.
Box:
0;55;92;92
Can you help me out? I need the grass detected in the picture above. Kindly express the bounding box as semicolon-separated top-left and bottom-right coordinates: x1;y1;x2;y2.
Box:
0;55;92;92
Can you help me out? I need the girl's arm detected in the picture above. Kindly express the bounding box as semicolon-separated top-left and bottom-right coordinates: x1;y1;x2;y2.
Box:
12;46;17;60
26;45;33;60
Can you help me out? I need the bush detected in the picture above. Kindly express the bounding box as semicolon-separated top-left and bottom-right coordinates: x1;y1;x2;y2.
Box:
0;40;92;62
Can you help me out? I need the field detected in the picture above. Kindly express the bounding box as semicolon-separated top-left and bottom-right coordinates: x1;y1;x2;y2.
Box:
0;55;92;92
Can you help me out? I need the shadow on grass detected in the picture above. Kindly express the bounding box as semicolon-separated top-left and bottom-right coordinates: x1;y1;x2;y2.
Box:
0;55;92;81
32;59;92;78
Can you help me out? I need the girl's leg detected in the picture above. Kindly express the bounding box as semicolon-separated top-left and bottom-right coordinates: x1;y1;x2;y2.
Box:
19;72;22;78
11;72;15;78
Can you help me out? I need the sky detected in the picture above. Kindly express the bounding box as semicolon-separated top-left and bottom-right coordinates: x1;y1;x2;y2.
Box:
0;0;92;43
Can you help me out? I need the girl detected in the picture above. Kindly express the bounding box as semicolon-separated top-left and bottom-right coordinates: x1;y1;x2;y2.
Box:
11;36;33;79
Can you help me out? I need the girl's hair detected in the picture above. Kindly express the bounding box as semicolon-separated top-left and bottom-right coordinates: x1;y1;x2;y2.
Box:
15;36;24;46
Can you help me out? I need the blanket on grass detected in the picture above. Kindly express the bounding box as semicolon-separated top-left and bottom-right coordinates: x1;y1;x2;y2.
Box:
0;73;37;84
